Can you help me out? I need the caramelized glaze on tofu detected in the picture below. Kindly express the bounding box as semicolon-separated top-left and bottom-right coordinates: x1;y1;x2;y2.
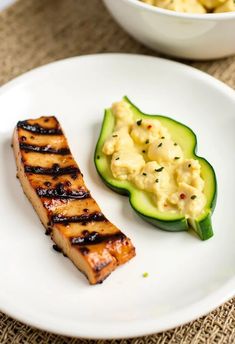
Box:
13;116;135;284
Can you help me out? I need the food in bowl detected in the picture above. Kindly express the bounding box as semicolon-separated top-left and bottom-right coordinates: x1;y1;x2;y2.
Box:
103;0;235;59
95;97;217;240
140;0;235;13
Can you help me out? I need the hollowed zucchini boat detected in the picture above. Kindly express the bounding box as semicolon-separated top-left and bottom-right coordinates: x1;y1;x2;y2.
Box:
94;97;217;240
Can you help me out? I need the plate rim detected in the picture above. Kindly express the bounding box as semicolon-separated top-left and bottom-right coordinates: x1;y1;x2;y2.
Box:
1;53;235;339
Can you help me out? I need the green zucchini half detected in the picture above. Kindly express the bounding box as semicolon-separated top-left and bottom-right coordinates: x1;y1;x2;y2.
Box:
94;97;217;240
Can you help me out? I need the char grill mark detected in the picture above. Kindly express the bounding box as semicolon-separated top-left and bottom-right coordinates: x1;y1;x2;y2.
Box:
36;184;90;200
24;164;80;177
52;212;106;224
20;142;70;155
17;120;62;135
70;232;126;246
14;116;135;285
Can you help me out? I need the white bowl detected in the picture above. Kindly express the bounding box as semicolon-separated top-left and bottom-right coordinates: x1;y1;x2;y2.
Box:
103;0;235;60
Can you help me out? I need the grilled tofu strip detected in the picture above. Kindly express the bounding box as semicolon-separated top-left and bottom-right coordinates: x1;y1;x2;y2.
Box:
13;116;135;284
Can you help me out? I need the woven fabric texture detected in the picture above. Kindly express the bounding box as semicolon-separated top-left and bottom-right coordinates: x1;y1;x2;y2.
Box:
0;0;234;343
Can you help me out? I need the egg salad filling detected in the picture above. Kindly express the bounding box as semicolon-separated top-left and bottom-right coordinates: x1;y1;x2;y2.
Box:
141;0;235;13
102;100;206;219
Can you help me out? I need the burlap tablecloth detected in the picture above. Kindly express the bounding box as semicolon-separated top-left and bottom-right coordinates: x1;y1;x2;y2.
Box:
0;1;235;343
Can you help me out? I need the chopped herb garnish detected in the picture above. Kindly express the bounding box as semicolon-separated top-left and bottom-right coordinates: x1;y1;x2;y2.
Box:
115;157;120;160
112;134;118;137
142;150;146;153
96;155;100;160
158;142;163;148
137;119;142;126
155;178;159;183
142;173;147;176
142;272;149;278
188;164;191;168
174;143;177;146
161;136;165;139
155;167;164;172
174;157;180;160
191;195;197;200
145;139;149;144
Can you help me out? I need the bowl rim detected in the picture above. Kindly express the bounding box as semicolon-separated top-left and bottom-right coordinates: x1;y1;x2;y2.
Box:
121;0;235;20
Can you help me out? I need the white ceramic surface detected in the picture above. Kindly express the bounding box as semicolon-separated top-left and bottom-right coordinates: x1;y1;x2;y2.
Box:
0;54;235;339
103;0;235;60
0;0;15;11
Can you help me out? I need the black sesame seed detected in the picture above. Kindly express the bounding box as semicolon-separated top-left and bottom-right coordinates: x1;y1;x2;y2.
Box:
53;244;62;253
155;167;164;172
137;119;142;126
191;195;197;200
44;181;51;187
158;142;163;148
45;228;51;236
71;173;78;180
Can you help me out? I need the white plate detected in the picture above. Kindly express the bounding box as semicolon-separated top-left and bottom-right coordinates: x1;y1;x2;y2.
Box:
0;54;235;339
0;0;16;11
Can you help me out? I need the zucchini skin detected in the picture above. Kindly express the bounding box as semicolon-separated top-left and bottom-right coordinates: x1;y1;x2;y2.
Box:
94;97;217;240
96;169;188;232
196;214;214;241
135;212;188;232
